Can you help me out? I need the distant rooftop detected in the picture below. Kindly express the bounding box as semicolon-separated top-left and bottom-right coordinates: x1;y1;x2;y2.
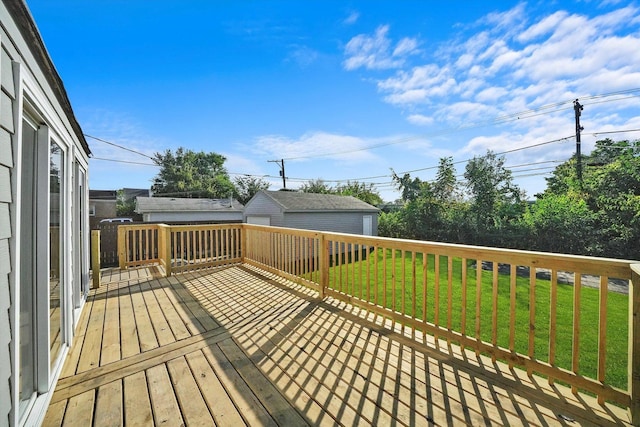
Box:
259;190;379;212
136;196;243;213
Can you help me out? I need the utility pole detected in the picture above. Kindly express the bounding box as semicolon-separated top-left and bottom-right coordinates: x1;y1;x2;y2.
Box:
268;159;286;189
573;99;584;186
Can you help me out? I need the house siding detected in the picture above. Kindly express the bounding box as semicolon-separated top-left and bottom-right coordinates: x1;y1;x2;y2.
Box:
243;192;285;227
0;2;90;425
0;36;15;426
285;211;375;235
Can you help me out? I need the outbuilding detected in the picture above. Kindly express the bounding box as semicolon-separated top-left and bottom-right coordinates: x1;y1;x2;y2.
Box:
244;190;379;236
136;196;244;223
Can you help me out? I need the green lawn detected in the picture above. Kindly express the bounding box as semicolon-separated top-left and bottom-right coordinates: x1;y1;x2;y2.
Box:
327;248;629;390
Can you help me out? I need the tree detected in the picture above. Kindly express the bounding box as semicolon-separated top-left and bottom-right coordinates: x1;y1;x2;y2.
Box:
521;193;598;255
116;189;136;217
151;147;235;198
233;176;270;205
540;139;640;258
433;157;459;203
390;167;452;241
299;179;335;194
335;181;383;205
584;140;640;258
464;151;526;245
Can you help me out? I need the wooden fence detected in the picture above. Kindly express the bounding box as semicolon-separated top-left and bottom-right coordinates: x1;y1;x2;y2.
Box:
116;222;640;422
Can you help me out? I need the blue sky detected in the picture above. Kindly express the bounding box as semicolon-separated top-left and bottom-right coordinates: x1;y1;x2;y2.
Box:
27;0;640;202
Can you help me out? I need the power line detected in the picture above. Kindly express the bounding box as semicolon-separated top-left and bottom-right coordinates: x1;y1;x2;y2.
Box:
590;128;640;137
84;134;155;160
278;89;640;161
90;157;157;166
272;135;572;186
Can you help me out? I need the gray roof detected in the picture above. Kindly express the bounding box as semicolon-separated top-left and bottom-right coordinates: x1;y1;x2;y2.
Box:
260;191;379;212
136;197;243;213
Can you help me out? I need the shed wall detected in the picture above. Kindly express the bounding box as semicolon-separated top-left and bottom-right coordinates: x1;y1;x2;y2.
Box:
284;211;378;235
243;192;285;226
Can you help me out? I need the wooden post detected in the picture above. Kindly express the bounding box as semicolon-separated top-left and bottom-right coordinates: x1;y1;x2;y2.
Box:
161;224;172;277
318;233;328;299
117;225;127;270
91;230;100;289
241;224;247;263
629;264;640;425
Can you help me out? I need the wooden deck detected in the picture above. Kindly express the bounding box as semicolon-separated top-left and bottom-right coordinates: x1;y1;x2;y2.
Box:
43;265;631;426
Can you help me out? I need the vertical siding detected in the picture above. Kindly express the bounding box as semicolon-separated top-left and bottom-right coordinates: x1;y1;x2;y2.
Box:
0;43;15;426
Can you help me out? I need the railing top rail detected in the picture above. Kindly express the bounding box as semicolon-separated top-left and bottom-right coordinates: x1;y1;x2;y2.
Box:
119;222;637;279
245;224;636;279
167;223;243;232
243;223;325;238
117;224;161;231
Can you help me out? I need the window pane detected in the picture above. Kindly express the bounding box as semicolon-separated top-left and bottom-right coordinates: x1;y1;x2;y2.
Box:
50;142;63;367
19;120;37;404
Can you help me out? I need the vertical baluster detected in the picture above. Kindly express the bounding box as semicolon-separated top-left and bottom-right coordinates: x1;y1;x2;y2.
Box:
391;249;396;313
475;259;482;355
549;269;558;384
434;254;440;328
351;243;356;298
509;264;517;367
411;252;417;320
572;272;582;393
383;248;387;309
401;250;406;327
461;258;467;350
597;275;608;404
448;256;454;333
373;246;379;307
528;267;536;375
492;262;499;361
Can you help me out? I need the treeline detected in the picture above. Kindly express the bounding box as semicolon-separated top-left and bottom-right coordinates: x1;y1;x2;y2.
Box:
379;139;640;261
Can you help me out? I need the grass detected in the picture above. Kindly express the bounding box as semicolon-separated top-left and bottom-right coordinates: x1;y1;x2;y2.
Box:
326;248;629;390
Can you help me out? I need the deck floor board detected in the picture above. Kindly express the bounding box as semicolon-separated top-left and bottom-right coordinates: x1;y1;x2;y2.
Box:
43;265;631;426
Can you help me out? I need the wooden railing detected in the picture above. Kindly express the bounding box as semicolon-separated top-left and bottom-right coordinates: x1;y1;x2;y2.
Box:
118;223;640;422
118;223;242;274
118;224;161;269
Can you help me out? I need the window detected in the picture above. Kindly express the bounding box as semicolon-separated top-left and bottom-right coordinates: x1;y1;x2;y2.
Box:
49;141;63;368
18;114;67;420
19;118;37;412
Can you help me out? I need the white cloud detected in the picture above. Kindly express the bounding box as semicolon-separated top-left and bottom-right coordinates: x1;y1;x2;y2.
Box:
286;45;319;68
378;65;457;104
343;25;419;70
482;2;527;32
393;37;419;57
343;2;640;136
407;114;434;126
517;11;567;42
249;131;380;163
344;11;359;25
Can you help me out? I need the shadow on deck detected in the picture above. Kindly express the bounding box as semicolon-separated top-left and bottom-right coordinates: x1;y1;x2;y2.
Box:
43;265;631;426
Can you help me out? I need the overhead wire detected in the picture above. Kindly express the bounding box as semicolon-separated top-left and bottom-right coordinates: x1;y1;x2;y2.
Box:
84;134;155;160
91;157;157;166
279;89;640;161
84;89;639;192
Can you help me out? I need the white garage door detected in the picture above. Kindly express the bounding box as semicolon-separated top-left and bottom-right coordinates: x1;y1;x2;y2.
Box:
247;216;271;226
